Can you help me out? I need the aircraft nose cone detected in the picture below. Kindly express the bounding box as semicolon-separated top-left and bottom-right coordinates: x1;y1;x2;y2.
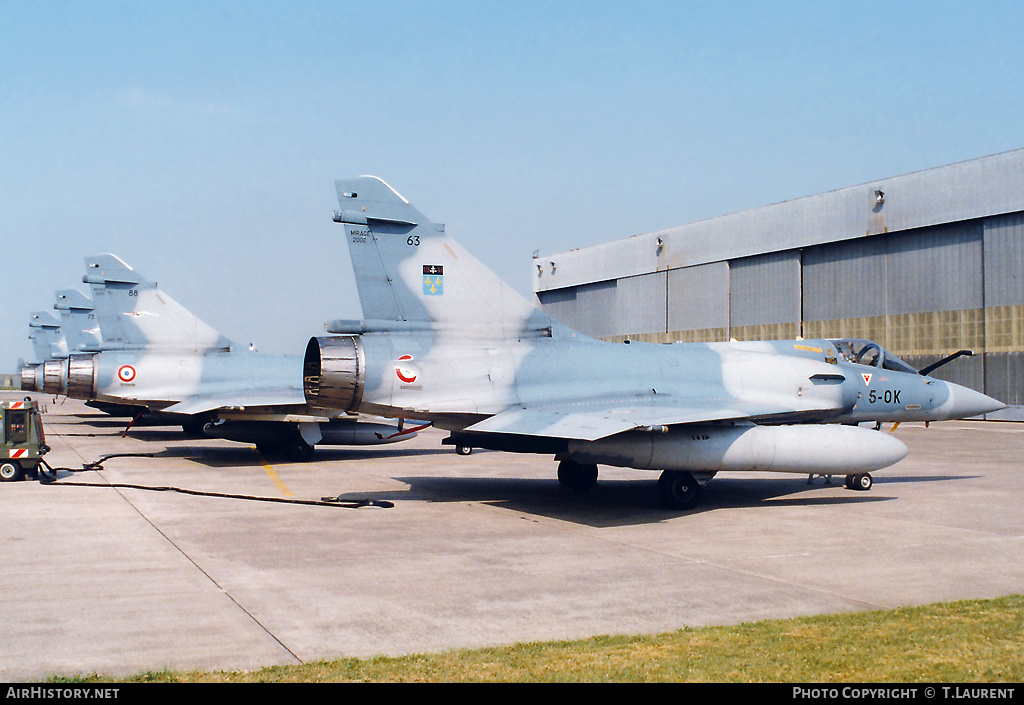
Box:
941;382;1006;420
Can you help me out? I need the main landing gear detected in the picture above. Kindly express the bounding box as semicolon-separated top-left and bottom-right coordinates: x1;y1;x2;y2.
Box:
557;459;599;493
657;470;703;510
255;433;316;462
557;461;705;511
554;462;873;511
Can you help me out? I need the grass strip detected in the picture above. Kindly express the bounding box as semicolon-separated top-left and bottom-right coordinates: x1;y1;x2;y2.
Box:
57;594;1024;683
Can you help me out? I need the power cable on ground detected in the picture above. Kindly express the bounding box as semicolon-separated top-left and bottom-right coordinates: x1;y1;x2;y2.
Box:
35;455;393;509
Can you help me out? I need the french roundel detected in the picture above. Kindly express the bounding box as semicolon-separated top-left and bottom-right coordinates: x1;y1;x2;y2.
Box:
395;355;417;383
117;365;137;383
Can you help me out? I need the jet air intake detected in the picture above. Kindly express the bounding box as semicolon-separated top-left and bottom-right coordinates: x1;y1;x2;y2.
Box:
303;336;365;412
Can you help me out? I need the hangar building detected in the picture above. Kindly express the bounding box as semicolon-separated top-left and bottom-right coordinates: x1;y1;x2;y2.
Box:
533;149;1024;420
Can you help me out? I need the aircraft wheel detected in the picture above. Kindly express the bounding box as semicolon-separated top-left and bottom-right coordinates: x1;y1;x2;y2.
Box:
557;460;598;492
657;470;702;510
456;445;472;455
0;461;24;483
181;415;211;438
285;436;316;462
847;473;873;491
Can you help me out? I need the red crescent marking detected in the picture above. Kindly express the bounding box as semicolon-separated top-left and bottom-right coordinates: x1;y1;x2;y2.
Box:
395;355;417;383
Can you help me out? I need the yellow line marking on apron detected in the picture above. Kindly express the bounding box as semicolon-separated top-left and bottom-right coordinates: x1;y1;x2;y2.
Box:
263;464;295;497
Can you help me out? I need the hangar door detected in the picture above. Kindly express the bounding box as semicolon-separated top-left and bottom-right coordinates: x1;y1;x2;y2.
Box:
729;251;802;341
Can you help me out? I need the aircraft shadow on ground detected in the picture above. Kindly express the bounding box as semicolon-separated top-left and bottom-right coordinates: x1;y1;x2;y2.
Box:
874;474;980;484
385;474;925;528
69;413;169;427
148;444;451;469
135;471;964;525
52;417;975;525
65;421;447;463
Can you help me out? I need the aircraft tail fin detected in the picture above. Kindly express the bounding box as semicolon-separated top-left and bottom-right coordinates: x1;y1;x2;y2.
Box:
54;289;102;353
83;254;233;352
333;176;579;339
28;311;66;360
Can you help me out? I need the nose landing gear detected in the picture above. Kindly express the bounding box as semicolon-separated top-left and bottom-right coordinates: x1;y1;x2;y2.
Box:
845;473;873;491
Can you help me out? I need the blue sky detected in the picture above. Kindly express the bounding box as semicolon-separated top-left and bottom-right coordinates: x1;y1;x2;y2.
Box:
2;1;1023;369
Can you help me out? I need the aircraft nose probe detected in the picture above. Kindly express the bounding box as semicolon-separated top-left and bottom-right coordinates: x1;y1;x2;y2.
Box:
939;381;1006;420
915;349;1005;419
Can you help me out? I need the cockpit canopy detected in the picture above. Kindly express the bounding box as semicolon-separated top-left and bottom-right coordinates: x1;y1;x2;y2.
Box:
829;338;919;375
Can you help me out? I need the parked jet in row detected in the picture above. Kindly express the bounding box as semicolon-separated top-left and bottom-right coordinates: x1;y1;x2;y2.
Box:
302;176;1005;509
21;255;415;460
28;310;66;362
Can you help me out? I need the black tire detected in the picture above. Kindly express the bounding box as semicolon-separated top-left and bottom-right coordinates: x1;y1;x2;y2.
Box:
285;436;316;462
181;416;211;438
851;473;873;491
0;461;24;483
456;445;472;455
657;471;702;510
557;460;598;492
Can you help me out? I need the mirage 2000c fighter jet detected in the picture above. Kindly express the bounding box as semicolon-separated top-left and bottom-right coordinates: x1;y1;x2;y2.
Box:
21;254;415;460
302;176;1006;509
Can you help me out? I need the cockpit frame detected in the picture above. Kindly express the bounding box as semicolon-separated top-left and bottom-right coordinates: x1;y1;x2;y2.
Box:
829;338;919;375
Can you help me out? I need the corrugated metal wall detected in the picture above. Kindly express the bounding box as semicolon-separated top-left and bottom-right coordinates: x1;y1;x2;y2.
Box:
536;272;667;338
803;237;888;321
984;213;1024;406
729;251;802;340
617;272;667;336
667;262;729;339
884;223;986;392
886;224;984;316
536;279;614;337
985;213;1024;309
